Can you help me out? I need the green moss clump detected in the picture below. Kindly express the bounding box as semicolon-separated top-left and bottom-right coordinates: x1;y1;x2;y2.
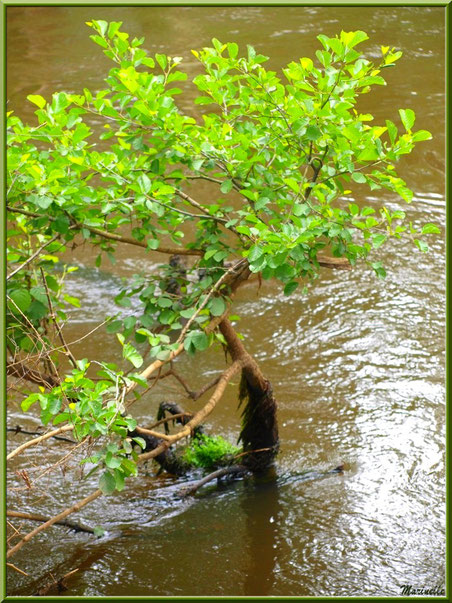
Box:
182;434;241;469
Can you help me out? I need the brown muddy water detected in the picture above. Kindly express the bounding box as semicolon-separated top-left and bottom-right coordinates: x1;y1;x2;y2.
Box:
6;5;446;597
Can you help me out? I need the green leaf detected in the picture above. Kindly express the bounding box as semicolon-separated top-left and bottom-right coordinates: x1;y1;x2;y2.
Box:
95;20;108;36
123;343;143;368
249;254;266;273
114;469;125;491
48;397;62;415
421;223;440;235
372;234;387;249
357;145;379;161
352;172;367;183
186;330;209;352
138;174;151;194
105;452;122;469
157;297;173;308
306;125;321;141
341;30;369;48
412;130;432;142
399;108;415;131
414;239;429;252
36;196;53;209
132;437;147;450
21;393;40;412
93;526;106;537
106;320;123;333
247;245;263;263
63;294;81;308
283;178;300;193
191;158;204;171
155;53;167;71
371;261;387;279
108;21;122;39
99;470;116;495
227;42;238;59
8;289;32;312
283;281;299;296
209;297;226;316
220;179;233;194
120;457;137;476
27;94;46;109
90;34;109;49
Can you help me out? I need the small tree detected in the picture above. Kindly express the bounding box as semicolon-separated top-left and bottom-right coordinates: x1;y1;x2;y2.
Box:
6;21;438;560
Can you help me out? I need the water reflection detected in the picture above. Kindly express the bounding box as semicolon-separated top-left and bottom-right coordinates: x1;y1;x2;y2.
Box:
242;473;281;596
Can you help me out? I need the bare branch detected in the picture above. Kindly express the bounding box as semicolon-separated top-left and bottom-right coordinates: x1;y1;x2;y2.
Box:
133;426;172;441
189;375;222;401
7;233;63;281
176;259;247;346
164;360;243;444
40;267;77;369
7;425;76;444
317;254;351;270
7;511;96;534
6;563;28;576
147;412;193;430
7;360;59;389
180;465;248;497
6;206;202;256
7;425;75;462
6;489;103;559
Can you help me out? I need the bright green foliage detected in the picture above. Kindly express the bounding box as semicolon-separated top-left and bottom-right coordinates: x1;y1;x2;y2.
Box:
7;22;436;493
182;434;241;469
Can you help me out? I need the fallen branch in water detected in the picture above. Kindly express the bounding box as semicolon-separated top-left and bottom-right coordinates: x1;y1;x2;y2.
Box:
7;510;96;534
7;425;75;462
34;568;80;596
6;490;103;559
181;465;248;497
6;562;28;576
7;425;76;444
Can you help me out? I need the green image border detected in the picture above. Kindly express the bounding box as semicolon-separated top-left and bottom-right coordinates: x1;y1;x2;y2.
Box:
0;1;449;601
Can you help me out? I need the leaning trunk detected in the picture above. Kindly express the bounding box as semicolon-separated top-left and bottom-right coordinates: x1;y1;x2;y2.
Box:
219;319;279;473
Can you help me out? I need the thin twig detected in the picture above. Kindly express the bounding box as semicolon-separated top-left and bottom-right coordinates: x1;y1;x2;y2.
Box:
189;375;222;401
7;233;62;281
6;360;59;389
164;360;243;444
40;267;77;368
6;295;62;381
232;447;272;460
176;259;247;346
147;412;192;430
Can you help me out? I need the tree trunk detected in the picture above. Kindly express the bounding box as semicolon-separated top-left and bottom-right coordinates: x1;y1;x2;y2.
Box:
219;319;279;474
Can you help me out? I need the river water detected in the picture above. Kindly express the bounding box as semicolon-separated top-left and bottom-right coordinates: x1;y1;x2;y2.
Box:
6;5;446;597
